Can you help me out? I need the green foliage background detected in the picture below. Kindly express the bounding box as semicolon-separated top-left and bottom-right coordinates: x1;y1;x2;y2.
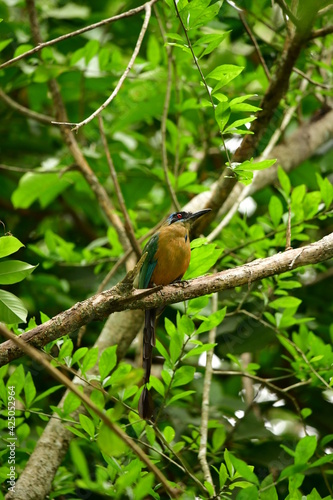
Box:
0;0;333;499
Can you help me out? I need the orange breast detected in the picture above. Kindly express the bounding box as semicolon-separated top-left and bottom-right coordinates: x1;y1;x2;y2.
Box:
150;224;191;286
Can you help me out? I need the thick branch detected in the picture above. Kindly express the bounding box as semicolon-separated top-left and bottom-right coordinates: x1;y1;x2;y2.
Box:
1;232;332;367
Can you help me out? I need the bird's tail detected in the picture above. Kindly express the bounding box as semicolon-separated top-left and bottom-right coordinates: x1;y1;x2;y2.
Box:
138;308;156;419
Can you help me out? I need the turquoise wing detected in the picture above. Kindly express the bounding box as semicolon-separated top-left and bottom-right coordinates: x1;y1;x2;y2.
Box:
138;233;159;289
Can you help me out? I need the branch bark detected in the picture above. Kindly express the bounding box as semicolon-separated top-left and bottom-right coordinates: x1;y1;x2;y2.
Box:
1;231;332;367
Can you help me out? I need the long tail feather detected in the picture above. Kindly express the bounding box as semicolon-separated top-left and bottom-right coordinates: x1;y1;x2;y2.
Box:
138;308;156;419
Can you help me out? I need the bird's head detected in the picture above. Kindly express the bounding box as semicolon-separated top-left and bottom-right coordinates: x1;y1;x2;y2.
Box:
165;208;212;228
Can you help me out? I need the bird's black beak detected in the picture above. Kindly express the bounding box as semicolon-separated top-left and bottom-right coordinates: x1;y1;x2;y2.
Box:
187;208;212;223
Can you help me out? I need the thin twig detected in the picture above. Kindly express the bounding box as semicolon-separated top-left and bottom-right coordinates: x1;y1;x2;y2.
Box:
154;5;180;211
239;10;270;81
172;0;232;166
53;4;153;131
309;25;333;40
0;323;180;498
198;293;218;493
0;1;158;70
25;0;132;253
293;66;332;89
238;308;332;391
0;88;54;123
98;116;141;259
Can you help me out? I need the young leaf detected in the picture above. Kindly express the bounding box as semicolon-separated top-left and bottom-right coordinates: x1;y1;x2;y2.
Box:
99;345;117;380
269;196;283;227
0;236;24;258
0;289;28;323
0;260;37;285
278;166;291;196
24;371;36;408
295;435;317;465
172;365;195;387
79;414;95;438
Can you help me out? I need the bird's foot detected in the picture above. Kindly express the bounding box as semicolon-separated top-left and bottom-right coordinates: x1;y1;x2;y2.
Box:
172;279;190;287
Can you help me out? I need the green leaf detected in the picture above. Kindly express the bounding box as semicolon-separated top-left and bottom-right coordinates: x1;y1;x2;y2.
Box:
310;453;333;468
269;196;284;227
163;425;175;443
0;289;28;323
7;365;25;396
0;236;24;258
212;425;226;451
172;366;195;387
79;414;95;438
219;463;228;488
170;332;183;364
84;39;99;64
70;441;90;481
97;423;128;458
278;166;291;196
0;260;37;285
147;34;160;66
195;32;230;58
72;347;88;365
14;44;33;57
34;385;63;403
229;454;259;485
295;435;317;465
63;391;82;415
150;375;165;396
224;115;257;133
270;297;302;310
224;449;234;477
204;481;215;497
167;390;195;405
58;338;73;362
99;345;117;380
316;173;333;209
184;243;223;279
81;347;99;373
234;158;276;172
177;314;195;336
0;38;13;53
12;171;74;209
260;474;278;500
182;343;217;360
215;101;230;132
197;307;227;334
24;371;36;408
206;64;244;92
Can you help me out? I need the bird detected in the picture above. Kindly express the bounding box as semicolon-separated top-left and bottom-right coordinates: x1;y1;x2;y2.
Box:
137;208;211;419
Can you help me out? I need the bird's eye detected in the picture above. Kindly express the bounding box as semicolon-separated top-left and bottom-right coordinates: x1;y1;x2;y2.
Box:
177;213;182;219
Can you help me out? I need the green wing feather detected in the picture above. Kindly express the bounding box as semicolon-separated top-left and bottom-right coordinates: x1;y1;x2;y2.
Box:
138;233;159;289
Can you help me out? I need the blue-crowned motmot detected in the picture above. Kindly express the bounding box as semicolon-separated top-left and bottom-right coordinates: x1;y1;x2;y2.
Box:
137;208;211;419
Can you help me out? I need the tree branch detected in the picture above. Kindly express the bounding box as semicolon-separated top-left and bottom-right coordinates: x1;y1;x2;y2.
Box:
1;232;332;367
0;0;159;71
0;323;180;500
199;0;322;227
53;3;153;131
98;115;142;259
0;88;54;124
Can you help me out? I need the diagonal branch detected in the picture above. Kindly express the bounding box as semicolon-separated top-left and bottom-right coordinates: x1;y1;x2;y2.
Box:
98;116;142;259
0;323;180;500
0;0;159;71
1;231;332;367
52;3;152;131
